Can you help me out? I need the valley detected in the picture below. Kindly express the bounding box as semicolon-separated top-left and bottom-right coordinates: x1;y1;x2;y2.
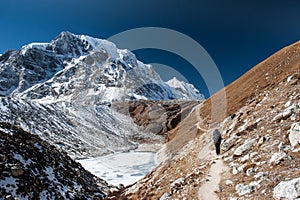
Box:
0;32;300;199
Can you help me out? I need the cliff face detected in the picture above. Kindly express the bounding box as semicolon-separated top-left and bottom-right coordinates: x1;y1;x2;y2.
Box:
110;41;300;199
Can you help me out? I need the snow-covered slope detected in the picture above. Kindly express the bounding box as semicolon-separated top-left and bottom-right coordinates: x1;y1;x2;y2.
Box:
166;77;205;100
0;97;163;159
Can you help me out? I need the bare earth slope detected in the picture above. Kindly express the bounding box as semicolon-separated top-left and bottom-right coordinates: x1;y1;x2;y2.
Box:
201;40;300;124
109;40;300;199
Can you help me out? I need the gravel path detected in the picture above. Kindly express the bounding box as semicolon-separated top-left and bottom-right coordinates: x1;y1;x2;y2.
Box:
198;158;224;200
197;126;226;200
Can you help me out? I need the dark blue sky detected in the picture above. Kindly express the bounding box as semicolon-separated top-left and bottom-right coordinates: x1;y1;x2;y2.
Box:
1;0;300;97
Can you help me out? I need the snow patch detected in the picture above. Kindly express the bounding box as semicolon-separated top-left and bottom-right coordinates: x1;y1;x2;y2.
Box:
34;142;44;153
20;42;50;55
13;153;32;167
45;167;57;182
0;177;25;199
79;35;120;59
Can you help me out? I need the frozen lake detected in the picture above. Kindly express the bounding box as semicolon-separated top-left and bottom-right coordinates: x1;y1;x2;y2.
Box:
77;151;157;186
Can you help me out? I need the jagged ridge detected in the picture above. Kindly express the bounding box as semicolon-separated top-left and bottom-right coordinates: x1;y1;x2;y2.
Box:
0;31;204;103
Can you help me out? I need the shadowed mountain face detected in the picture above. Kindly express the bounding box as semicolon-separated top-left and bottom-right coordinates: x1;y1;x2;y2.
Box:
0;122;112;199
112;100;199;137
110;41;300;199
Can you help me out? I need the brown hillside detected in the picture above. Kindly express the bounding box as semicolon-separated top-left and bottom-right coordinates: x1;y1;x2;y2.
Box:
109;40;300;199
164;40;300;161
201;40;300;125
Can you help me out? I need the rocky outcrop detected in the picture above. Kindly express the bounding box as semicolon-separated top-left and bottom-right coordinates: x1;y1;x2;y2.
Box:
289;122;300;147
235;181;260;196
269;152;287;165
0;122;112;199
233;139;256;156
272;105;294;122
273;177;300;199
221;135;238;152
113;100;200;136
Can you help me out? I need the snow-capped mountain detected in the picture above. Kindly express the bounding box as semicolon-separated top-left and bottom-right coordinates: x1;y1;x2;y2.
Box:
0;31;204;104
0;32;204;158
166;77;204;100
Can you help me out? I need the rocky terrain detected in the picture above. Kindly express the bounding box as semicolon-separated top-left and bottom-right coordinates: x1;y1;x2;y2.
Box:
112;100;200;136
0;122;113;199
0;32;204;199
108;40;300;199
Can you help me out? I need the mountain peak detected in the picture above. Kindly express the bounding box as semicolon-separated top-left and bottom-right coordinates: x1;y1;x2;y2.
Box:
50;31;92;56
56;31;75;38
0;32;204;102
166;77;184;88
166;77;205;100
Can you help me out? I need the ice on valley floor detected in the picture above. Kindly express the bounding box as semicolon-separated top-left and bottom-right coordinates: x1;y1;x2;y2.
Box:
77;151;156;186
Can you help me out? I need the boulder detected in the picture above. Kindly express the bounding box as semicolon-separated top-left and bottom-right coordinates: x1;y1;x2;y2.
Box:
225;180;234;185
246;168;255;176
170;177;185;189
289;123;300;147
235;184;255;196
235;181;259;196
278;142;291;152
258;136;266;145
221;135;238;152
11;165;24;177
234;139;256;156
159;192;170;200
273;177;300;199
269;152;287;165
273;104;295;122
254;172;269;180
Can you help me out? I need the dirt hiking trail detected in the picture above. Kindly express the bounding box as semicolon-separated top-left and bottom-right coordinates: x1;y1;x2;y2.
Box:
197;127;228;200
